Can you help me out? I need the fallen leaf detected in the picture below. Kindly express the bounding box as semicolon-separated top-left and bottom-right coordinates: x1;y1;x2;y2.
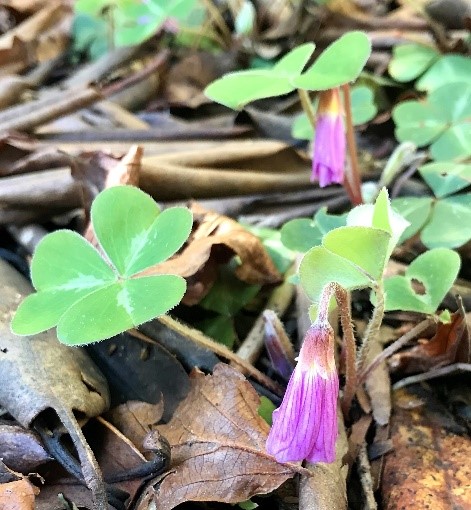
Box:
382;386;471;509
108;400;164;454
389;304;470;374
137;363;301;510
140;139;310;201
144;203;281;304
0;479;38;510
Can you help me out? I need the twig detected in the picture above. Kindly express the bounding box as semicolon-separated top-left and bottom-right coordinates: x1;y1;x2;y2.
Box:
129;316;285;397
392;362;471;390
358;443;377;510
358;318;434;385
235;264;296;365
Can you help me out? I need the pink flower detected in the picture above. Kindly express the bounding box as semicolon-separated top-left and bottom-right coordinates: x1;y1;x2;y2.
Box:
311;88;346;188
265;320;339;463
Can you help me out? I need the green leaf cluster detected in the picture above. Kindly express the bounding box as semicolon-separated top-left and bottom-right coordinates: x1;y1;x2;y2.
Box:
294;189;459;315
204;31;371;110
11;186;192;346
73;0;203;58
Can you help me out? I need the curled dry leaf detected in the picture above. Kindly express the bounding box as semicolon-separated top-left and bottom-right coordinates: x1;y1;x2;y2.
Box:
382;386;471;509
137;363;302;510
144;203;281;304
389;304;470;375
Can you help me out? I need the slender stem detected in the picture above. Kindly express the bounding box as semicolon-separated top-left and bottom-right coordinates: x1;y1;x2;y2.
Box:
356;281;385;374
337;290;357;417
341;84;363;205
297;89;316;129
317;282;357;417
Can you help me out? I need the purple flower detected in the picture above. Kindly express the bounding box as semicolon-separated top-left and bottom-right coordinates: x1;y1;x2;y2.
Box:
311;88;346;188
266;320;339;463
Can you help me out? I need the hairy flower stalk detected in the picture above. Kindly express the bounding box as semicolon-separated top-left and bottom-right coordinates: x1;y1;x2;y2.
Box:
311;87;346;188
266;290;339;463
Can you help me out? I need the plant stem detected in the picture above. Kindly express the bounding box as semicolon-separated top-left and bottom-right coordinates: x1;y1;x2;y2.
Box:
356;281;385;374
297;89;316;129
317;282;357;417
341;83;363;205
337;291;357;418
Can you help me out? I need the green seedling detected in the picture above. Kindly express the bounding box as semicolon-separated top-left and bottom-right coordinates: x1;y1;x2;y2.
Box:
204;31;371;110
11;186;192;346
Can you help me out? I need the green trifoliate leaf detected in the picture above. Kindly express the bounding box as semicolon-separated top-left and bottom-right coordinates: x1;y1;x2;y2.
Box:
293;31;371;90
388;43;439;82
204;43;315;110
11;186;192;345
416;55;471;92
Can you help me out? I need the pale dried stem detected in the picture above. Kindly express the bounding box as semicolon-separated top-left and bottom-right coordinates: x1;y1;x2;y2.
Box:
358;442;377;510
130;316;284;397
358;318;434;385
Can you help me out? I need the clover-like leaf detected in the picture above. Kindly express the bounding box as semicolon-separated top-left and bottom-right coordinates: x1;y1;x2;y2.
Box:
11;186;193;345
392;194;471;249
393;82;471;161
388;43;439;82
293;31;371;90
299;226;391;303
280;218;323;252
347;188;409;262
416;54;471;92
391;197;433;244
384;248;460;314
419;162;471;198
421;194;471;249
204;43;315;110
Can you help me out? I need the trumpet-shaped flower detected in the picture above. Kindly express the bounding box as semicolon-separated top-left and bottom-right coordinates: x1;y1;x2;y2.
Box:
265;320;339;463
311;87;346;188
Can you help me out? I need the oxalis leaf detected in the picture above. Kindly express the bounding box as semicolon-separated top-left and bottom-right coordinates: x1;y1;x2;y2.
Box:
383;249;460;314
204;43;315;110
293;31;371;91
11;186;193;346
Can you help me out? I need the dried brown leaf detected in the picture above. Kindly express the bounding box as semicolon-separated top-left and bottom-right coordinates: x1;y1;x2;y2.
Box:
0;479;38;510
143;203;281;304
389;306;470;374
137;363;301;510
382;387;471;509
